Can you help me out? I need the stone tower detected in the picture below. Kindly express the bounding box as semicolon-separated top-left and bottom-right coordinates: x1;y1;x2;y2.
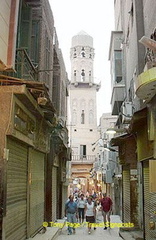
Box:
69;31;100;194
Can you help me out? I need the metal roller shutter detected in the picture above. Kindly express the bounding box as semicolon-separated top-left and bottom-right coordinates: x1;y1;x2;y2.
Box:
143;161;156;240
29;148;45;237
52;167;57;221
5;138;28;240
122;167;130;223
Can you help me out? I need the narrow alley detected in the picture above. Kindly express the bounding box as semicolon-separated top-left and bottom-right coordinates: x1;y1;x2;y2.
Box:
0;1;156;240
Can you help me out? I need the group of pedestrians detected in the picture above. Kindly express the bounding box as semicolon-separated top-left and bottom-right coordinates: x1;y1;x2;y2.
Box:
64;192;112;235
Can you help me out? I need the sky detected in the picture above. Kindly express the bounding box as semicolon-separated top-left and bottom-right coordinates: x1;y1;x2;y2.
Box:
49;0;115;122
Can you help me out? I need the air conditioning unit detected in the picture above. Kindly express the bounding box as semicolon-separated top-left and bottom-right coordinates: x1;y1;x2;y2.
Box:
121;102;133;124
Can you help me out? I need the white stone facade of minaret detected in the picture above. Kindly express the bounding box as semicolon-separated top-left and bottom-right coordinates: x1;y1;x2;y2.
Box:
69;31;100;160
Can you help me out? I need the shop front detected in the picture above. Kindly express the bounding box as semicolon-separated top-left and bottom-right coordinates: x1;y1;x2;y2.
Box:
0;84;53;239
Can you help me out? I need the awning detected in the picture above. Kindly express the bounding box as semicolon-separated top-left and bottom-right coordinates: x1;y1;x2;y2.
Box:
129;107;147;132
111;107;147;146
110;133;132;147
110;134;137;165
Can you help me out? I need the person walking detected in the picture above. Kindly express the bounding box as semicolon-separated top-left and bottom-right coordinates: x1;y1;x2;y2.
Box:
100;193;113;230
85;196;96;234
65;195;78;235
77;194;86;223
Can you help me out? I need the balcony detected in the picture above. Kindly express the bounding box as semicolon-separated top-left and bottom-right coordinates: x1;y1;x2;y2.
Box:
111;84;125;115
71;155;96;164
7;48;38;81
135;67;156;101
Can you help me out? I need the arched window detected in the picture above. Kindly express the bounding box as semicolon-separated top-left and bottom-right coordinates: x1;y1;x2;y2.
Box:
81;47;85;57
89;111;94;124
89;71;92;81
81;110;85;124
74;48;77;58
81;69;85;81
89;99;94;109
73;111;77;125
81;99;86;109
74;70;76;81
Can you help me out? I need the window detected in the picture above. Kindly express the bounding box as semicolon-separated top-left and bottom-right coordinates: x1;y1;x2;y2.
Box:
89;111;94;124
73;111;77;125
80;145;86;157
74;48;77;58
74;70;76;81
45;34;50;85
89;71;92;81
81;47;85;57
31;20;39;65
81;69;85;81
129;3;134;29
114;50;122;83
81;110;85;124
89;99;94;109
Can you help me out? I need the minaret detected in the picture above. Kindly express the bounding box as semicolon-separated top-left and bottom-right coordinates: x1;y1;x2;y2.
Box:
69;31;100;194
70;30;95;84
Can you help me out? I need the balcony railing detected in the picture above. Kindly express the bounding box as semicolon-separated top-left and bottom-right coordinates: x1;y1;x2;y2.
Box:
71;155;96;163
71;168;88;173
11;48;38;81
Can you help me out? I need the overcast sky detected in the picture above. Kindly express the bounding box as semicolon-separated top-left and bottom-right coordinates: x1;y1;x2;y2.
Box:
49;0;115;122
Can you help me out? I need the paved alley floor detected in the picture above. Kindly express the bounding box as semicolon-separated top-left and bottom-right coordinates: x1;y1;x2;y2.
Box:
56;213;122;240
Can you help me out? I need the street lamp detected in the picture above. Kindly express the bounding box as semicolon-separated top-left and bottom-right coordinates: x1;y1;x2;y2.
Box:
103;147;118;152
106;128;126;134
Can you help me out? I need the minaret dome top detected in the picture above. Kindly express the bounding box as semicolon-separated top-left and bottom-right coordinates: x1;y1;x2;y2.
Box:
71;30;93;48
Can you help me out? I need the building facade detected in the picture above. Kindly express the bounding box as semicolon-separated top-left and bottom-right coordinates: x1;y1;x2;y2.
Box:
94;113;121;215
69;31;100;195
109;0;156;239
0;0;70;239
